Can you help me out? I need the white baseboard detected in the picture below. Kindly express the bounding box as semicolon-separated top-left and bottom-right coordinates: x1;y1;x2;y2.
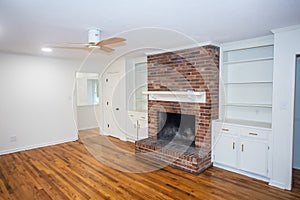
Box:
125;137;137;143
214;163;292;190
213;163;270;182
78;126;99;131
0;136;78;155
100;130;127;141
269;180;291;190
125;136;148;143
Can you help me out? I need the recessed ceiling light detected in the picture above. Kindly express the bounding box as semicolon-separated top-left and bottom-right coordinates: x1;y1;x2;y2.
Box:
41;47;52;52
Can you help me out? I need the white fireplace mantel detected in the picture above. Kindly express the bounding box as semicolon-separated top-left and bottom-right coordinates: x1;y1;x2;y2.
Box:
142;91;206;103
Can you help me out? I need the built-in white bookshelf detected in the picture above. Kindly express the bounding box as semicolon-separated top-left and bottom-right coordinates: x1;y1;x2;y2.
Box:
220;44;274;128
212;36;274;182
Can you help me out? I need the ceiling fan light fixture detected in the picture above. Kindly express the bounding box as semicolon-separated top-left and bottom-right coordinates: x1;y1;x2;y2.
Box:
88;45;100;49
88;28;100;44
41;47;52;52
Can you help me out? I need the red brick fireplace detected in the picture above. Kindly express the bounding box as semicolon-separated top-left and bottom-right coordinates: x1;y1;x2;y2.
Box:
135;45;219;174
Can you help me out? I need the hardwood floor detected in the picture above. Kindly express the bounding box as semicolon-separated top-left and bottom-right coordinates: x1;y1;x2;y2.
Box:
0;128;299;200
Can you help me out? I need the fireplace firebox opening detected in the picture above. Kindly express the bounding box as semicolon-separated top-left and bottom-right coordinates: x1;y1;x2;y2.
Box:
157;112;195;147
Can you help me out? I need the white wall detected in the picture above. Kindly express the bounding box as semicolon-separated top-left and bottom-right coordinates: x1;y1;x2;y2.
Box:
293;56;300;169
0;52;79;154
77;105;100;130
270;25;300;190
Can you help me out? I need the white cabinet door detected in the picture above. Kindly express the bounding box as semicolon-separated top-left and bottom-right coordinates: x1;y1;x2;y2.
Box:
213;135;237;168
127;112;148;141
239;140;268;176
137;119;148;140
126;120;138;141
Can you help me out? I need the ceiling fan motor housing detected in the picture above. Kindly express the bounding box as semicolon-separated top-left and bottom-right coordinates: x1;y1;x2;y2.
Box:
88;28;100;44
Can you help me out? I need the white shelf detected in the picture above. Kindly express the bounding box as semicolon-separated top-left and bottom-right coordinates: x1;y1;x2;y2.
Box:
223;103;272;108
224;81;272;85
143;91;206;103
214;119;272;129
223;57;273;65
220;43;274;126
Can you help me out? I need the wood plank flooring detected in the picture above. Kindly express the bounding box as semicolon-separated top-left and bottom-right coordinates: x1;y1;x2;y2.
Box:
0;128;299;200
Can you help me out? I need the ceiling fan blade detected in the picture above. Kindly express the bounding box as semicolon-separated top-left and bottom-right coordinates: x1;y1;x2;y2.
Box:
48;46;114;54
100;46;115;53
48;46;90;51
48;42;91;46
96;37;126;46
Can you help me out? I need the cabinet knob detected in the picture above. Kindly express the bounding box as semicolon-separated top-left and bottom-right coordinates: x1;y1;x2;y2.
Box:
232;142;235;150
222;128;229;132
242;144;244;152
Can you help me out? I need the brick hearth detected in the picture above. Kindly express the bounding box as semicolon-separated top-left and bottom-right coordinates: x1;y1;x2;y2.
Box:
135;45;219;174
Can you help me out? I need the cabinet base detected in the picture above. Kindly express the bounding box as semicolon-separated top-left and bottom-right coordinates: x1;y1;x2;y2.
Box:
213;163;270;183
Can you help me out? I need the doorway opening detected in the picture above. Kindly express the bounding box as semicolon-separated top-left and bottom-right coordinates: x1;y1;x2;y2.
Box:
75;72;100;131
293;55;300;187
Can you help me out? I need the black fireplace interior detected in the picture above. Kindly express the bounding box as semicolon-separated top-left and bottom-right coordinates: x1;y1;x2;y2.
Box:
157;112;195;146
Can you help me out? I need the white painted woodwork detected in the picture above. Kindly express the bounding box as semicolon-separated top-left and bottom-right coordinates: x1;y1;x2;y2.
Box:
294;56;300;169
143;91;206;103
127;111;148;141
239;139;268;176
220;36;274;127
101;58;127;141
215;37;274;181
270;25;300;189
213;135;237;168
212;120;271;178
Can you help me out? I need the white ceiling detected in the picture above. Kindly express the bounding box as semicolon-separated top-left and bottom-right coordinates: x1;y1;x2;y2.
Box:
0;0;300;60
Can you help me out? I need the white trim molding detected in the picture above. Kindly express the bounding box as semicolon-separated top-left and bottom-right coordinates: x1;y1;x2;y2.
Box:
213;163;270;183
143;91;206;103
269;180;291;190
271;24;300;34
221;35;274;51
146;41;220;56
77;126;100;131
0;136;78;155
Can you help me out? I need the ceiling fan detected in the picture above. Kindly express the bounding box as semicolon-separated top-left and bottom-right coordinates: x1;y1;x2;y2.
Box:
48;28;126;53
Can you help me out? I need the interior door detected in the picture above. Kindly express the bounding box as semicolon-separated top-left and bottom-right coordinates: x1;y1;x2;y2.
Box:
103;72;122;138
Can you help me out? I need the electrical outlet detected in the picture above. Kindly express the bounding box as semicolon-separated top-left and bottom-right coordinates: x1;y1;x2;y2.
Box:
10;135;17;142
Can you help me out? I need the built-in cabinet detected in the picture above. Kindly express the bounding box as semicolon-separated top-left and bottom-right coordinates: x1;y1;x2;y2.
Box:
125;57;148;142
127;111;148;141
213;36;274;181
212;121;271;178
